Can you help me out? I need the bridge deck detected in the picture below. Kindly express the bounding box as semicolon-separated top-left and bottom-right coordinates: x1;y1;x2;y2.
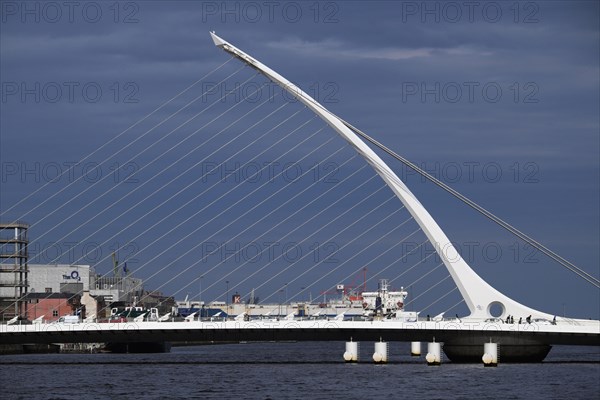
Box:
2;319;598;346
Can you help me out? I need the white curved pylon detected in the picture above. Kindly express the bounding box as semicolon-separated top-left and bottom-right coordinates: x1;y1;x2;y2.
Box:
210;32;553;320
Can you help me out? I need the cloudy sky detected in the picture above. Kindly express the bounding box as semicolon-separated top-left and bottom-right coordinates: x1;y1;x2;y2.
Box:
1;1;598;318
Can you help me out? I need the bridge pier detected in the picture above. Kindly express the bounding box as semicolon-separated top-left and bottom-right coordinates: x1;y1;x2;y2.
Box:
426;341;442;365
482;342;499;367
410;341;421;357
372;339;388;363
343;339;359;362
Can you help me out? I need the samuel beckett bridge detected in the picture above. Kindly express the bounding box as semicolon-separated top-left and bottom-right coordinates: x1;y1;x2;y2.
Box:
1;33;598;364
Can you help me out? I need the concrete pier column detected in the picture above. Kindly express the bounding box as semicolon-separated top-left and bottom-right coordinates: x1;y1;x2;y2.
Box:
426;341;442;365
482;342;498;367
372;339;388;363
343;339;359;362
411;341;421;357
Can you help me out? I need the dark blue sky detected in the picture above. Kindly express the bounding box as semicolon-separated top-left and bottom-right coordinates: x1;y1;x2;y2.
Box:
1;1;598;318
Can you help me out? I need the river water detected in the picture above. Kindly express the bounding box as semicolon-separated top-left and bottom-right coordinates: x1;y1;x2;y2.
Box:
1;343;598;399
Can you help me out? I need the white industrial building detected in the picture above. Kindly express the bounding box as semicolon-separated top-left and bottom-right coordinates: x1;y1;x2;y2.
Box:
28;264;94;294
28;264;143;303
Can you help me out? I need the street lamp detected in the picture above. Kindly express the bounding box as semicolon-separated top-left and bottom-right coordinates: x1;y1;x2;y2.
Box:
226;280;229;305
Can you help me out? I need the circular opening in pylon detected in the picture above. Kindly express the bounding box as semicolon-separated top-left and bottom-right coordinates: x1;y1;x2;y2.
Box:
487;301;505;318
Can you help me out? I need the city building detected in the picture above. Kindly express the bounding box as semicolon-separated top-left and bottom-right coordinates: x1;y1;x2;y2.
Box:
25;292;80;322
1;222;147;321
137;290;175;316
81;291;107;320
28;264;94;295
92;275;144;303
28;264;143;303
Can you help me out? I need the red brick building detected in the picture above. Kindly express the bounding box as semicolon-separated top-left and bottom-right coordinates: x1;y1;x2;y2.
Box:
25;293;80;322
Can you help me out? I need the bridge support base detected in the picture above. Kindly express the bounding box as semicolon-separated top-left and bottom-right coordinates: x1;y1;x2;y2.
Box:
343;339;359;362
372;339;388;363
426;341;442;365
482;342;498;367
411;341;421;357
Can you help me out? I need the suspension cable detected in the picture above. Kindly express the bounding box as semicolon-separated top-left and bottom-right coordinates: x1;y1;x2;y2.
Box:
339;119;600;288
2;57;235;217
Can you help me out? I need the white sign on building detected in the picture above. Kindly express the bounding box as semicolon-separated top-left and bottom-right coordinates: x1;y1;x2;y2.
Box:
28;264;94;294
28;264;144;303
